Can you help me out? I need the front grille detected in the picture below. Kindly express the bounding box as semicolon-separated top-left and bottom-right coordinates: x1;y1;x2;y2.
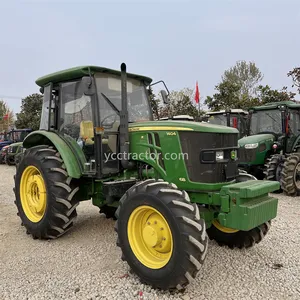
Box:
179;132;239;183
238;148;256;162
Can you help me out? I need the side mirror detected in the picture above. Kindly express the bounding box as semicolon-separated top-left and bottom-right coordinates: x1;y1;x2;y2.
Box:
160;90;169;104
82;76;96;96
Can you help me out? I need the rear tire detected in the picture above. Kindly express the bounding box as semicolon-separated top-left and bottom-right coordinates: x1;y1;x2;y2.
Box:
115;179;208;291
281;153;300;196
207;220;271;249
14;145;79;239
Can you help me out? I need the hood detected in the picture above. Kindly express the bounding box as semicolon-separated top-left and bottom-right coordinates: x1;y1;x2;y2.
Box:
238;134;275;146
129;120;239;134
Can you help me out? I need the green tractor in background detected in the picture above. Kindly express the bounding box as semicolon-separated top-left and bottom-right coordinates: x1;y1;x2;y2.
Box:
204;109;249;139
14;63;279;291
238;101;300;195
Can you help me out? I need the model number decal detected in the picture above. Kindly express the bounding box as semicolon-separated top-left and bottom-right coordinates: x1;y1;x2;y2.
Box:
167;132;176;136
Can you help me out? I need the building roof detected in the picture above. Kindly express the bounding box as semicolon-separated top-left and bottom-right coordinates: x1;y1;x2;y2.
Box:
35;65;153;87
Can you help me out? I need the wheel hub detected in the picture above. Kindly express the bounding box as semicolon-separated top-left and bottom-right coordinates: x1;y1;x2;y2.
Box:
20;166;47;222
127;205;173;269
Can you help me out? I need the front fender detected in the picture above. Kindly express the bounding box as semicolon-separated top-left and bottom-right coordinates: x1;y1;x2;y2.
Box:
23;131;86;179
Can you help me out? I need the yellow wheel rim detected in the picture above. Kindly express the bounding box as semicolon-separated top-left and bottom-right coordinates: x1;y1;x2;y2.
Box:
20;166;47;223
212;219;239;234
127;205;173;269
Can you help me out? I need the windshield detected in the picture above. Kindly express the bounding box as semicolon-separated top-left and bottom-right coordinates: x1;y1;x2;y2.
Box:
95;73;152;127
250;110;282;135
207;114;227;126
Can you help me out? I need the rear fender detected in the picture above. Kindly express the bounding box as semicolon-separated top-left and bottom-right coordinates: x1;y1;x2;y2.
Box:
23;131;86;179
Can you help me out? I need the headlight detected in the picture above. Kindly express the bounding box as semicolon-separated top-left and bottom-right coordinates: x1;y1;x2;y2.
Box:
244;143;258;149
8;147;12;153
216;151;224;161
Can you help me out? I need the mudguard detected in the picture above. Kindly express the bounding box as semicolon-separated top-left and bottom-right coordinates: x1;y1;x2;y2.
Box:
23;131;86;179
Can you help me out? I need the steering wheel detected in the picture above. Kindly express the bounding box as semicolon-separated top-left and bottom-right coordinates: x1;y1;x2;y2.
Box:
101;114;117;129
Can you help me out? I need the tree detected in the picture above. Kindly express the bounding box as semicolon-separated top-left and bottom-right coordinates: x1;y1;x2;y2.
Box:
223;60;263;98
15;93;43;130
157;88;203;120
253;85;296;105
0;100;14;132
288;67;300;94
205;80;243;111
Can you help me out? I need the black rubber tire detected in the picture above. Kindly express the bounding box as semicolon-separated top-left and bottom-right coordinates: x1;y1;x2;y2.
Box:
14;145;80;239
5;156;14;166
263;154;283;193
100;205;117;220
115;179;208;291
207;221;271;249
280;153;300;197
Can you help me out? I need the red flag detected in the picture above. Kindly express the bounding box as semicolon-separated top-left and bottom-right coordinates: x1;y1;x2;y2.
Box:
3;114;9;120
194;81;200;104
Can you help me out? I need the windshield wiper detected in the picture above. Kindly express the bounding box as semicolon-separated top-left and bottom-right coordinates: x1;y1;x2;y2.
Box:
101;93;120;115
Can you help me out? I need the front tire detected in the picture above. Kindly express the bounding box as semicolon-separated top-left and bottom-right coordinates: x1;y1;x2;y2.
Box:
14;145;79;239
115;179;208;291
207;220;271;249
263;154;283;193
281;153;300;196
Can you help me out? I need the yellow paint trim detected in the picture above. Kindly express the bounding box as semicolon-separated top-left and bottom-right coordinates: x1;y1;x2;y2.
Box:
129;126;194;132
127;205;173;269
212;219;239;234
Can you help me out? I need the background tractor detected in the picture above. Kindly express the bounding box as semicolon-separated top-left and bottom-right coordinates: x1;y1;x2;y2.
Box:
204;109;249;139
238;101;300;195
5;142;23;166
14;63;279;291
0;128;32;151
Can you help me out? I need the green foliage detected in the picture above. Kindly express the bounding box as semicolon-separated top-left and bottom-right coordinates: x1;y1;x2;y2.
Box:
252;85;296;105
15;93;43;131
157;88;203;120
288;67;300;93
223;60;263;97
205;61;296;111
205;80;243;111
0;100;14;131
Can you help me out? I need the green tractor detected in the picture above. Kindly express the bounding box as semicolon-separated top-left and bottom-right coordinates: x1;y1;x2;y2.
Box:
238;101;300;194
14;64;280;290
204;109;249;139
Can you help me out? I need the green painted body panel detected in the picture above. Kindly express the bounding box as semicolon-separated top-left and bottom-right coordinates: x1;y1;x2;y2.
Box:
23;131;86;179
8;142;22;154
129;120;239;134
36;65;152;87
238;134;275;165
218;180;279;230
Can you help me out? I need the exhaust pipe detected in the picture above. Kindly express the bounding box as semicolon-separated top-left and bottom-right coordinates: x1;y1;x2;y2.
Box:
120;63;135;169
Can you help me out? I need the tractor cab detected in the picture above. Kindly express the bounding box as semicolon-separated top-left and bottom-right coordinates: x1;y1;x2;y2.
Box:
238;101;300;183
204;109;248;139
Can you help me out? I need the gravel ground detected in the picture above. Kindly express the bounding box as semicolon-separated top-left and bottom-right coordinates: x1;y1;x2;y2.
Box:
0;164;300;300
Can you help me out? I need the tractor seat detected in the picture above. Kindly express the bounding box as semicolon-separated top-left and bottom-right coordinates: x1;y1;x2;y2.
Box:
79;121;108;145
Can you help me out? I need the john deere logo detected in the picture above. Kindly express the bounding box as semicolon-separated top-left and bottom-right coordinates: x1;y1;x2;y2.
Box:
231;150;237;160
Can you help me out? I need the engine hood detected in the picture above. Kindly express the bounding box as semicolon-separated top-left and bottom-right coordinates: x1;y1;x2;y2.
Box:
129;120;239;134
238;134;275;146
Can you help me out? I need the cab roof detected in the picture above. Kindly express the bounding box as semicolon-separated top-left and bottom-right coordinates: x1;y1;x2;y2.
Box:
251;101;300;111
206;109;248;115
35;65;153;87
